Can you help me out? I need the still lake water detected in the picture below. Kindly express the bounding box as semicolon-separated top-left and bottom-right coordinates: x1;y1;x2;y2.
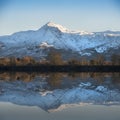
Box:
0;72;120;120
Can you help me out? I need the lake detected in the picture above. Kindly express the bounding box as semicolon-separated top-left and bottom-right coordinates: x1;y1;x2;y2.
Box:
0;72;120;120
0;102;120;120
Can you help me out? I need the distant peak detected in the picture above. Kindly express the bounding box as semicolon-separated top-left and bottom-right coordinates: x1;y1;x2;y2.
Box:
43;22;69;32
40;22;92;35
46;21;55;26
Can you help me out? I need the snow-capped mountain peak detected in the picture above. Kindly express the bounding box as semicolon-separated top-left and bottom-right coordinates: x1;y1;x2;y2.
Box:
40;22;69;33
0;22;120;58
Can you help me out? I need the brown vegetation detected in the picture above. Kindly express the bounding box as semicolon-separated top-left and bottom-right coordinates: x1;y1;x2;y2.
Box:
0;52;120;66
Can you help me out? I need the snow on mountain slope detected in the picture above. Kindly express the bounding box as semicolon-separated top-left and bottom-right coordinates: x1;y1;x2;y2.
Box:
0;22;120;58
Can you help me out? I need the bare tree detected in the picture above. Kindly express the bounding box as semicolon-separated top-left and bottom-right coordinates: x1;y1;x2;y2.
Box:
47;51;63;65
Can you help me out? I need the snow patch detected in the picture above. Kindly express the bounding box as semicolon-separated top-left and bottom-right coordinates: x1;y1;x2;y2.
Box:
79;82;92;87
39;42;54;48
95;86;108;92
39;90;53;96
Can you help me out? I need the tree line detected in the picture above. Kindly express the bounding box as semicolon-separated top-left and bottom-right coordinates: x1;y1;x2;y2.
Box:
0;52;120;66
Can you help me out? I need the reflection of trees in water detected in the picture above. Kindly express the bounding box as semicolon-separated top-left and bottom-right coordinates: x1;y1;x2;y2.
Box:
0;72;37;82
0;72;119;87
67;72;120;85
67;72;105;83
111;73;120;84
89;73;105;84
47;73;63;89
68;72;90;80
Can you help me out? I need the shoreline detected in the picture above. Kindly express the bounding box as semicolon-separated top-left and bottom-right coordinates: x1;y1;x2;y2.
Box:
0;65;120;72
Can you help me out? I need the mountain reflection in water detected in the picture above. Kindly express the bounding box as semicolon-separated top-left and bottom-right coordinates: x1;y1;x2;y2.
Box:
0;72;120;111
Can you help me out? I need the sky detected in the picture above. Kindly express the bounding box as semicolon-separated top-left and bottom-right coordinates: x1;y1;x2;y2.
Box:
0;0;120;35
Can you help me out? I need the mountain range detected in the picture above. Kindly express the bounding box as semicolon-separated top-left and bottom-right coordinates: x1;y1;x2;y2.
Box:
0;22;120;59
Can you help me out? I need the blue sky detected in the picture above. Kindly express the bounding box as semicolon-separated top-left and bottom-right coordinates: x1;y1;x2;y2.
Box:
0;0;120;35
